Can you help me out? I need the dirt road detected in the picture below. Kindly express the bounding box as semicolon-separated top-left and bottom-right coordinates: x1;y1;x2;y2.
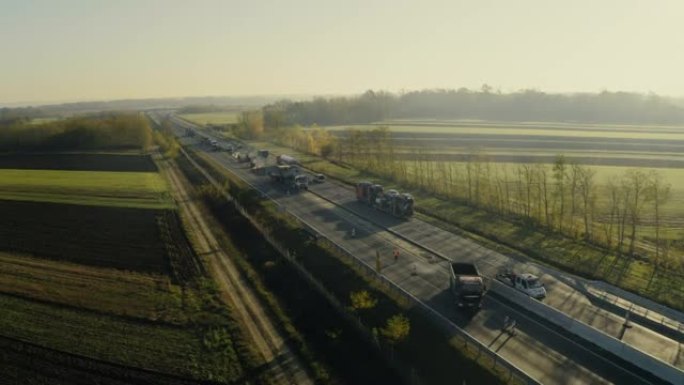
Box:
160;158;314;385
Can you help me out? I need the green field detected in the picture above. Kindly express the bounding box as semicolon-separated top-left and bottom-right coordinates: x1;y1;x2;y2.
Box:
0;169;172;208
180;112;240;126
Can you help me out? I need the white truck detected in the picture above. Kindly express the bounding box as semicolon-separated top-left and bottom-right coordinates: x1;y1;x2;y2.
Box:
495;270;546;299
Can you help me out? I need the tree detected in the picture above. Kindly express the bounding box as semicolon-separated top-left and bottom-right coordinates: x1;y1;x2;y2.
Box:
647;171;671;266
553;155;567;233
577;166;596;241
536;165;551;226
237;110;264;138
350;290;377;312
623;169;651;256
380;314;410;345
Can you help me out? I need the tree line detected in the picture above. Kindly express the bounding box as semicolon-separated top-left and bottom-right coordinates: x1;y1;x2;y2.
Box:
0;113;153;151
261;88;684;127
279;126;678;271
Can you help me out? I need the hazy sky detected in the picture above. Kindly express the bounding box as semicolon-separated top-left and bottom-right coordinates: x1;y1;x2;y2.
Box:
1;0;683;105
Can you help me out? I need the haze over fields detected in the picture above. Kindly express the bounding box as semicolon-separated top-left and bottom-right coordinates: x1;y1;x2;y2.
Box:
1;0;683;105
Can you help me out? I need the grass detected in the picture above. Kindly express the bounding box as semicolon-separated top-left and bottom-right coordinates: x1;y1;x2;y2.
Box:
0;169;173;208
180;112;240;126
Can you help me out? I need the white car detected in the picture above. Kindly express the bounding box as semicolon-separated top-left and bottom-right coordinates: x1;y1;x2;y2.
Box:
496;271;546;299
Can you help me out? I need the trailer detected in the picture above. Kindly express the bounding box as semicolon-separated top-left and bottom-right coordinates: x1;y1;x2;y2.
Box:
276;154;298;165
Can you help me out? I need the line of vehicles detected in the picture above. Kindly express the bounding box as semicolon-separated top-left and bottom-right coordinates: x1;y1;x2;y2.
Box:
448;263;546;310
355;182;414;218
200;135;546;311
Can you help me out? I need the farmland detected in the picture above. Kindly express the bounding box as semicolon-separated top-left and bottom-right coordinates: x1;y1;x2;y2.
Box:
179;112;240;126
325;121;684;165
0;153;158;172
0;169;172;208
0;151;252;383
0;200;172;273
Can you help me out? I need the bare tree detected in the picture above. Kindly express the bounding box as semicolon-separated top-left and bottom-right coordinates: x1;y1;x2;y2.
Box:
624;169;652;256
603;178;620;249
553;155;568;233
568;162;581;236
536;164;551;226
577;165;596;241
647;170;671;266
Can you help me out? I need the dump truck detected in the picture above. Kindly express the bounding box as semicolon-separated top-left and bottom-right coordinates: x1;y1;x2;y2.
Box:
496;270;546;299
449;262;485;309
356;182;414;218
268;165;308;191
276;154;298;165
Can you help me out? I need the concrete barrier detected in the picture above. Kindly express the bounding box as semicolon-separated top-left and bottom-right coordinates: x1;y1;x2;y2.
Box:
491;281;684;384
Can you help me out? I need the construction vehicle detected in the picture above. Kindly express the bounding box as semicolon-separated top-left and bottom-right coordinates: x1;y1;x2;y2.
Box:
449;262;485;310
276;154;298;165
356;182;414;218
496;270;546;299
257;149;270;158
209;139;220;151
268;165;308;191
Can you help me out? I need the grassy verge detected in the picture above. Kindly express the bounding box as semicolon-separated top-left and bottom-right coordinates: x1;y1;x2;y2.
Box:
232;137;684;311
181;147;511;385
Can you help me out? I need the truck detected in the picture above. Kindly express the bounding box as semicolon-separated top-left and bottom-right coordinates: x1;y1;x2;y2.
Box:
268;165;308;191
276;154;298;165
257;149;270;158
495;270;546;299
356;182;414;218
209;139;220;151
449;262;485;310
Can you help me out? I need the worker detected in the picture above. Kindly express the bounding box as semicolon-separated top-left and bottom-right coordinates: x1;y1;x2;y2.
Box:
393;248;400;261
351;227;356;237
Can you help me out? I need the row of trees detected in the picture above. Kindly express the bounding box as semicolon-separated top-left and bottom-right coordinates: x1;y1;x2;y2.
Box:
260;89;684;127
281;125;677;269
0;113;153;151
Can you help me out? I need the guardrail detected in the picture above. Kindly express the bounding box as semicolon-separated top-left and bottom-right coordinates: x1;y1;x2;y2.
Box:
177;144;541;385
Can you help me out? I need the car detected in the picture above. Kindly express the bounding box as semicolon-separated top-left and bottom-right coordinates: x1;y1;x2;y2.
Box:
312;173;326;183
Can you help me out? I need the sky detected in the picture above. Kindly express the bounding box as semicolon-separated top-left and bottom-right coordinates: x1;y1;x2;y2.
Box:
1;0;683;105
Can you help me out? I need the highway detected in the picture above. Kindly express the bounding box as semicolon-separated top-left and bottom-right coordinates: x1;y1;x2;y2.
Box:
160;113;680;385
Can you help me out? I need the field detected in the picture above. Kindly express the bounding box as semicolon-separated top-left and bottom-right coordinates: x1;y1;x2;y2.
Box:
179;112;240;126
0;151;249;383
0;200;175;273
0;153;158;172
0;169;172;208
326;120;684;167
